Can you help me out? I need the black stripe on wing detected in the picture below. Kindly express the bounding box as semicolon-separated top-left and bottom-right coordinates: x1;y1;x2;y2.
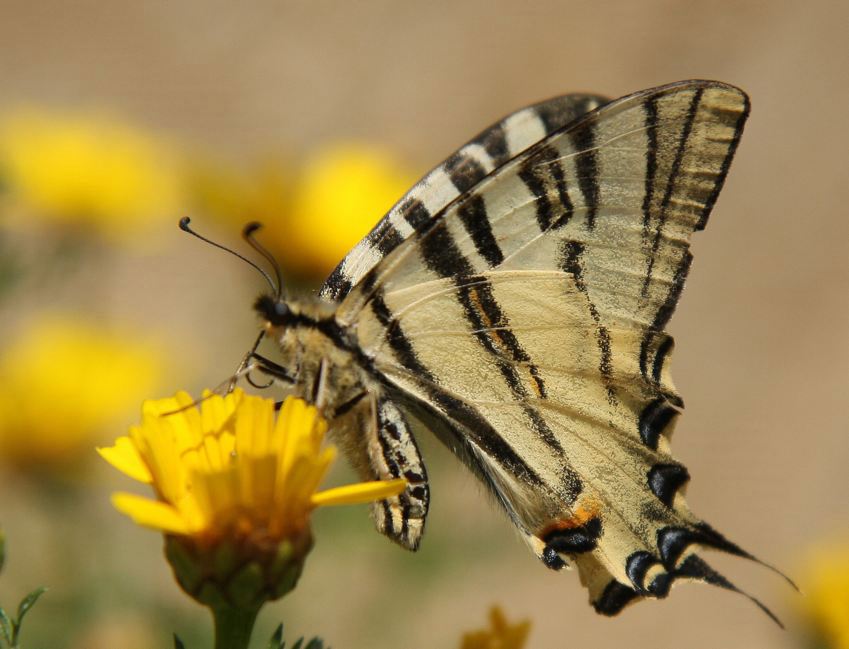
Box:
569;123;600;230
558;239;615;403
414;216;567;459
641;95;660;244
458;195;505;267
518;144;575;232
369;288;546;488
642;88;705;298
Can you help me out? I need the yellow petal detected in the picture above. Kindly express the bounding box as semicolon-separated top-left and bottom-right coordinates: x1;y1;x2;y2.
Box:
111;492;191;534
311;478;407;507
97;437;152;483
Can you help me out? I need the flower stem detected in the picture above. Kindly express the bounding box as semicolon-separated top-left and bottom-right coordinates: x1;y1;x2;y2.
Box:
212;604;260;649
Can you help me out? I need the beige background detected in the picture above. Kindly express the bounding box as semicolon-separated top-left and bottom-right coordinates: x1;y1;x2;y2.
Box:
1;1;847;648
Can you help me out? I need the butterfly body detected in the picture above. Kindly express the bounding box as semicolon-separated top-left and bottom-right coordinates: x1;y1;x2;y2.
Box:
256;294;431;550
250;80;787;620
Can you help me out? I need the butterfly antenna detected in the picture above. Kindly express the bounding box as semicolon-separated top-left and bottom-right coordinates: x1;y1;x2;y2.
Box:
179;217;278;295
159;391;216;417
242;222;284;300
238;329;265;377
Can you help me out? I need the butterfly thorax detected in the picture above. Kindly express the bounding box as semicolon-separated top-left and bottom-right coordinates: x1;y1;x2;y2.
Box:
254;294;371;414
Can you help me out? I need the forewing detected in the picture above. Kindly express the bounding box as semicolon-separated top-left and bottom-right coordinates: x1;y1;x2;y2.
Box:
341;81;778;616
320;93;608;301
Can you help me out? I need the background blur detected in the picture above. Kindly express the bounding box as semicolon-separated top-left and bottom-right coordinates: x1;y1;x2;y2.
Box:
1;1;847;648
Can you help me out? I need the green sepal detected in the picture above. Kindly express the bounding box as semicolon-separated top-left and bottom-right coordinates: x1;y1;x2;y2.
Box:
174;633;186;649
269;537;310;600
226;562;264;610
212;542;238;581
165;537;203;594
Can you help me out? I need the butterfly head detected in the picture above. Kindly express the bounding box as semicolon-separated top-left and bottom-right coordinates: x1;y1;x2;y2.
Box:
254;293;291;327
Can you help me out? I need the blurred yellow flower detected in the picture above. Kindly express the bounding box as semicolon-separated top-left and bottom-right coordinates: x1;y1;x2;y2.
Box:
100;389;405;540
281;143;416;279
460;606;531;649
798;537;849;649
0;316;164;468
0;107;182;240
187;144;416;282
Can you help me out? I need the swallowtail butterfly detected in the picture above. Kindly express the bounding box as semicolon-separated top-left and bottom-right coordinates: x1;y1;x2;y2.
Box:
243;80;790;620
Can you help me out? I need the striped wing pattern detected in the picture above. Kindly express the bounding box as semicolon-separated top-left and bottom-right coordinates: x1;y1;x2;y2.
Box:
331;81;780;617
320;92;608;302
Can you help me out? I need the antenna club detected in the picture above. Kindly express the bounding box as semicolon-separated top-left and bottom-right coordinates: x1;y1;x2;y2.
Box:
242;221;284;300
243;221;263;236
176;217;278;295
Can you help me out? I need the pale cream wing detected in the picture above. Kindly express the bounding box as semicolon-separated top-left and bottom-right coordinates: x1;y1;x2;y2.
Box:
337;81;785;618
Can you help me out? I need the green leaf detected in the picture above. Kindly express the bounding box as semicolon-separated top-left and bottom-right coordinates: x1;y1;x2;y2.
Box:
11;586;47;644
16;587;47;625
268;624;284;649
174;633;186;649
303;639;325;649
0;608;12;643
290;640;302;649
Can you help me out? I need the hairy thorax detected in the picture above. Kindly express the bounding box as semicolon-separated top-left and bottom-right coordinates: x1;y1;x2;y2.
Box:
260;297;371;415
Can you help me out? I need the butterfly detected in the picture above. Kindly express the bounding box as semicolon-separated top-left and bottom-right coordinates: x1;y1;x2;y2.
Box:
228;79;792;621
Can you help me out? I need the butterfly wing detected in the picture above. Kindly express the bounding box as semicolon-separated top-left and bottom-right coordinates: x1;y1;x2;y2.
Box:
332;81;780;617
318;90;606;553
320;92;608;302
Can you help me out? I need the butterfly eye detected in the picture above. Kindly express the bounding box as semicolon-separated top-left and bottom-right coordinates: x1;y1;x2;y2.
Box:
254;294;290;326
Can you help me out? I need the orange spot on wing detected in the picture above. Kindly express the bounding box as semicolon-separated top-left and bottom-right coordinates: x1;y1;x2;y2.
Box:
537;498;601;537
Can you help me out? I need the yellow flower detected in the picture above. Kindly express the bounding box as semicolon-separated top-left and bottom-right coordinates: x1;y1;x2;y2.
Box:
281;143;416;279
460;607;531;649
797;537;849;649
0;316;164;468
99;389;405;611
101;388;403;539
0;107;182;240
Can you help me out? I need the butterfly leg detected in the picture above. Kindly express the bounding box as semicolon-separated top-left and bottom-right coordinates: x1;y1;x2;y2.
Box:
248;352;296;385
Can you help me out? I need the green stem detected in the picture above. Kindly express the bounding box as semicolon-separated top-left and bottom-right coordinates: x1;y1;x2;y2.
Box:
212;604;260;649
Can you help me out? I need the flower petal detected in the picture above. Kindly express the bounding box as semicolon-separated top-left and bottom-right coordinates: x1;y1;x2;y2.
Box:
311;478;407;507
111;492;192;534
97;436;152;483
